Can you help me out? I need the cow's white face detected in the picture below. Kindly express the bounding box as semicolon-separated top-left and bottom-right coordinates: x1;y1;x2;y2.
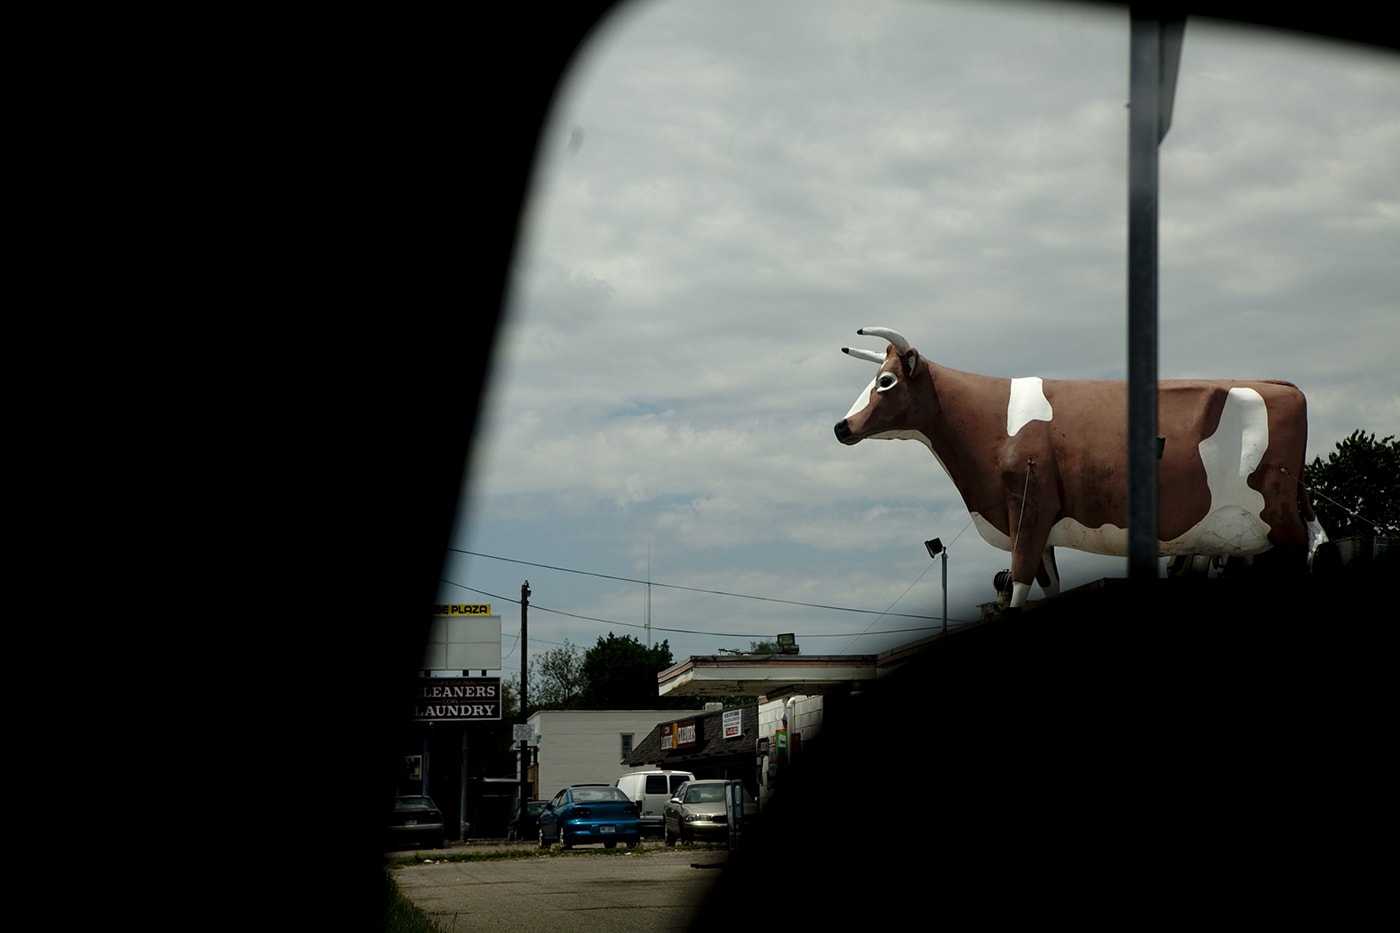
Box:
834;345;931;449
843;365;899;422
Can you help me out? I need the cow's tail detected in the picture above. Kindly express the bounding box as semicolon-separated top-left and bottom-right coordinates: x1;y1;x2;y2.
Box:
1297;475;1329;567
1288;386;1328;567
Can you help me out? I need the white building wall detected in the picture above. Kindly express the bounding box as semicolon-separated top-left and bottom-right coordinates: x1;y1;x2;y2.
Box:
527;709;673;801
755;695;825;810
757;695;824;744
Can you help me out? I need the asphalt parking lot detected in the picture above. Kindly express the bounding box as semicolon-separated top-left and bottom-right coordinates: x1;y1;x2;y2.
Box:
388;839;730;932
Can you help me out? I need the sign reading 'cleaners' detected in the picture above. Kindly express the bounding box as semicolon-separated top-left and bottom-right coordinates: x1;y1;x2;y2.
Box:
413;677;502;721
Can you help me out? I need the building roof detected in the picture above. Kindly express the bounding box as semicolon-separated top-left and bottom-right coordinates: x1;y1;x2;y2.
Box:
655;636;944;700
625;703;760;768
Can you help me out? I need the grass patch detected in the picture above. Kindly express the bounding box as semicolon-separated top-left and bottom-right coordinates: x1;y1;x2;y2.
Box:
382;876;448;933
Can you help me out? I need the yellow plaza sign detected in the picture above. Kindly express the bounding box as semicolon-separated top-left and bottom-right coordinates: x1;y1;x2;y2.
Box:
434;604;491;616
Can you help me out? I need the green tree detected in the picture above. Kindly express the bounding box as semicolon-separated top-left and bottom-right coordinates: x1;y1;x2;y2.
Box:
501;673;521;719
529;640;587;710
579;633;698;710
1305;430;1399;538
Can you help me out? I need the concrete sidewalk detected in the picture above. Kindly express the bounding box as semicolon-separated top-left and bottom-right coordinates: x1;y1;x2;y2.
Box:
389;843;728;932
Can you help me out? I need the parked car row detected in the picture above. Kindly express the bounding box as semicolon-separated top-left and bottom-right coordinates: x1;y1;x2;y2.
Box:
387;777;758;850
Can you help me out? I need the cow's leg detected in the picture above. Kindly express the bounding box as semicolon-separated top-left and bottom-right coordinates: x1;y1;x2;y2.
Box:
1035;547;1061;599
1008;524;1053;609
1008;580;1032;609
1005;458;1056;609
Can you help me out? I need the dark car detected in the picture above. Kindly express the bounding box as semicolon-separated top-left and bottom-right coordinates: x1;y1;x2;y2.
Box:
506;800;547;842
387;795;447;849
662;780;758;846
538;784;641;850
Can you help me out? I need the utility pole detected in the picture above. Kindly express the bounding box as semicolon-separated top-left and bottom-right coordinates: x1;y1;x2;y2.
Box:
519;581;530;812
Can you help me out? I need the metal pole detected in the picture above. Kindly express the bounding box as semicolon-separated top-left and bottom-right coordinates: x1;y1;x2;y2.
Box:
1128;9;1178;591
519;581;530;812
924;538;948;634
941;550;948;636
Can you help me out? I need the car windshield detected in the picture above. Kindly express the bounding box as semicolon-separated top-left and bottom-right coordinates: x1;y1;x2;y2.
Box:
572;786;628;803
684;784;725;804
395;797;436;810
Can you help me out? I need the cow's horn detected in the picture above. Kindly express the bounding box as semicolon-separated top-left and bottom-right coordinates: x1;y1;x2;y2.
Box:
842;347;886;364
857;327;910;354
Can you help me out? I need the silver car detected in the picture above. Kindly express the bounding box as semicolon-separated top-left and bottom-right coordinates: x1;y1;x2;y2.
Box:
662;780;757;845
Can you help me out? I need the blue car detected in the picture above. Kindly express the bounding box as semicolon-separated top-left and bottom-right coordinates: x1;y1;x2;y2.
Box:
538;784;641;850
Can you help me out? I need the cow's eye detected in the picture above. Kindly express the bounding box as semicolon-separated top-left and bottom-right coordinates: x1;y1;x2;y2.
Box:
877;372;898;391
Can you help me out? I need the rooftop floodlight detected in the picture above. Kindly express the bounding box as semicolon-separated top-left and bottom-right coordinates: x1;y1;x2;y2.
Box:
925;538;948;635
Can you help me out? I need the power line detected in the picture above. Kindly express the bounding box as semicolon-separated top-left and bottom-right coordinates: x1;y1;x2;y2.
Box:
442;563;980;644
834;556;939;655
447;547;940;621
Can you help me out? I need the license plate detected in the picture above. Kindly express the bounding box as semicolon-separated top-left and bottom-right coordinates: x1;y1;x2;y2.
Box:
405;819;418;826
600;825;615;833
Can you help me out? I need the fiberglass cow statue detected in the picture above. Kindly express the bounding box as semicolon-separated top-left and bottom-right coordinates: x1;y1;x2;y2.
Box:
834;327;1328;608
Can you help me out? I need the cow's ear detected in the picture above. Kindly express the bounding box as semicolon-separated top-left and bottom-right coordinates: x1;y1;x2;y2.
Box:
903;348;919;376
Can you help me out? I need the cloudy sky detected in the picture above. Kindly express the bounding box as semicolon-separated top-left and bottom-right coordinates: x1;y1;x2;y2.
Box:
439;0;1398;674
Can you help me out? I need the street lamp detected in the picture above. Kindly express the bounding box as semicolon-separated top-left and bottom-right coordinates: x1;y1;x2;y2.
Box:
925;538;948;636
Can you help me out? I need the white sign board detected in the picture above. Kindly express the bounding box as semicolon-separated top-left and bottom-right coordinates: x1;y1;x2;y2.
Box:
723;708;743;739
422;614;503;671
